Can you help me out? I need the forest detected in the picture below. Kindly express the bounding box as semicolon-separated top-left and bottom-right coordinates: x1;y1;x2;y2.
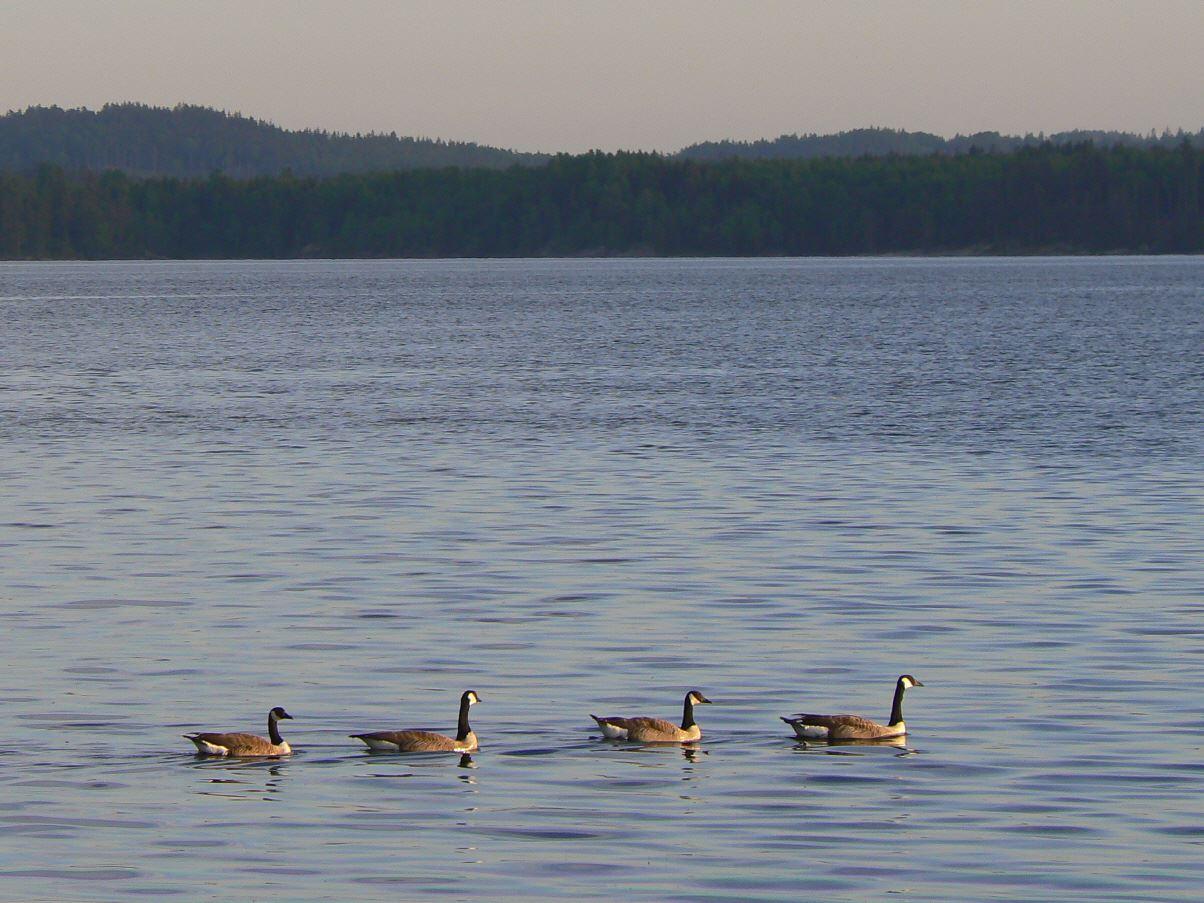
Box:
5;103;1200;178
0;103;546;178
678;126;1204;162
0;142;1199;258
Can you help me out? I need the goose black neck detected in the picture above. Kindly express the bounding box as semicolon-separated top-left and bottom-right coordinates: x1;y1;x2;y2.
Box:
889;682;907;726
456;696;472;741
681;695;696;729
268;712;284;745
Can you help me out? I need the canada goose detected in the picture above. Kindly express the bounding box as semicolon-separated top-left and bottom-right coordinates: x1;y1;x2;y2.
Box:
350;690;481;753
184;706;294;757
591;690;712;743
781;675;923;741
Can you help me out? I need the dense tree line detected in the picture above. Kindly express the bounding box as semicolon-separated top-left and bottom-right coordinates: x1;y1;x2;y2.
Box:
679;126;1204;162
0;103;547;178
0;143;1199;258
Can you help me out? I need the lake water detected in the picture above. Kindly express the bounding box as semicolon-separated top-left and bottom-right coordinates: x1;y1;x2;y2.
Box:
1;257;1201;901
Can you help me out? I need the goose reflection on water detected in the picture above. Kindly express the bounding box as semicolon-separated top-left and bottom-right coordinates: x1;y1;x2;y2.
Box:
626;741;706;762
457;754;478;786
353;750;478;781
193;762;290;800
597;740;709;766
791;735;915;757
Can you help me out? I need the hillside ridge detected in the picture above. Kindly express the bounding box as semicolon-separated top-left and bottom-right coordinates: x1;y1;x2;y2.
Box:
2;103;1200;177
0;103;549;177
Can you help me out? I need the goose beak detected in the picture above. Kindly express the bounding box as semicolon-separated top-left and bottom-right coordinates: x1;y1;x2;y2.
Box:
912;680;924;688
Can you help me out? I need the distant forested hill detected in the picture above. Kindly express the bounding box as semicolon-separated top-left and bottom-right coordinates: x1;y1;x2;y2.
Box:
2;143;1199;259
677;126;1204;162
0;103;548;177
5;104;1202;180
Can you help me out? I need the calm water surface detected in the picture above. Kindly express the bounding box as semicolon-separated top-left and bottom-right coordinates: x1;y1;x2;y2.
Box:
1;258;1202;901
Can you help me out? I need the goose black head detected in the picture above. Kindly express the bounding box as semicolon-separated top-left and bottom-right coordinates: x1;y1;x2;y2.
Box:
462;690;481;706
687;690;713;705
270;707;294;720
898;675;923;689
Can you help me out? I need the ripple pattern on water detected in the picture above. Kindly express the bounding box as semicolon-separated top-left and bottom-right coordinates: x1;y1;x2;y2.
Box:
0;258;1202;901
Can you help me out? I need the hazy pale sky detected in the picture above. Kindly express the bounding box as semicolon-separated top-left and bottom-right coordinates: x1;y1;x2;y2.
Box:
2;0;1201;152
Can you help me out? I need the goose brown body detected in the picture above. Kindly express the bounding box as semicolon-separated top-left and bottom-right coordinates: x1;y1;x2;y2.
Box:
591;691;712;743
351;691;480;753
782;675;923;741
185;707;293;757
